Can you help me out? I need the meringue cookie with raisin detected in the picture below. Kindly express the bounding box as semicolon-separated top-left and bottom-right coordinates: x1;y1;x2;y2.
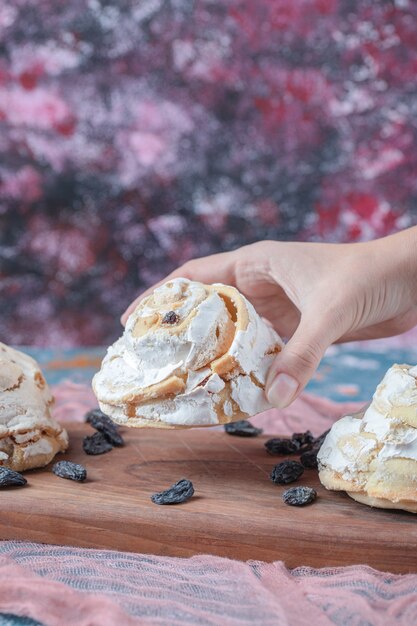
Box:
93;278;283;428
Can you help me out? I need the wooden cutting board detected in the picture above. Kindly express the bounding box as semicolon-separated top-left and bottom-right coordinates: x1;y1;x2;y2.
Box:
1;423;416;573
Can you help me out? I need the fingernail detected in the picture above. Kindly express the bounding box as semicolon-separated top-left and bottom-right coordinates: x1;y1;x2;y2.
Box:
267;373;299;409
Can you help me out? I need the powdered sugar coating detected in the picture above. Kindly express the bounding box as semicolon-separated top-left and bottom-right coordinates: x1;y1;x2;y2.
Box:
93;278;283;427
318;363;417;486
0;342;68;469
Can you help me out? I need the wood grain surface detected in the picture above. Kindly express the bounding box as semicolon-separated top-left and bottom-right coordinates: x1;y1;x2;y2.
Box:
1;423;416;573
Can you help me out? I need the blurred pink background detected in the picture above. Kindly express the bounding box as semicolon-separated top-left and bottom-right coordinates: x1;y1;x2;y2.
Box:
1;0;417;346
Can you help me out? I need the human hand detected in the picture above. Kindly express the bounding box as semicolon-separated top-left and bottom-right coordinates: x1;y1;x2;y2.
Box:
121;228;417;408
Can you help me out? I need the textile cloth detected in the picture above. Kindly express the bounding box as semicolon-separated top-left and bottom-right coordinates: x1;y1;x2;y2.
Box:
0;541;416;626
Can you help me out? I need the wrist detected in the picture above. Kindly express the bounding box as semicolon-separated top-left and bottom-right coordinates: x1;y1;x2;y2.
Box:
371;227;417;307
403;226;417;305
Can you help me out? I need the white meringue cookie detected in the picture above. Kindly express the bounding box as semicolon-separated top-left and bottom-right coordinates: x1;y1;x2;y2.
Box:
93;277;283;428
0;343;68;471
318;363;417;513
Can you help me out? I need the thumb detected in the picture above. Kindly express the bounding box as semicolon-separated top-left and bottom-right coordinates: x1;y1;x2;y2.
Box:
265;314;339;409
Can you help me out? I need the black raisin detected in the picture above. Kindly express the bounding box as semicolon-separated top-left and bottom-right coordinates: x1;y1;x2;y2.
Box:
85;407;111;425
52;461;87;482
282;486;317;506
162;310;179;324
85;409;124;447
300;450;318;469
224;420;263;437
265;438;299;455
0;467;27;487
291;430;314;451
151;479;194;505
270;460;304;485
83;432;113;455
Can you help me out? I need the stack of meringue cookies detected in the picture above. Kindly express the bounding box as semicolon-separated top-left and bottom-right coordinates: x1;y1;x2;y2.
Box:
1;277;416;514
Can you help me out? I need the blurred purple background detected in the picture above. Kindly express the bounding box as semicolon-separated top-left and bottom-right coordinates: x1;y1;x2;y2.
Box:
1;0;417;346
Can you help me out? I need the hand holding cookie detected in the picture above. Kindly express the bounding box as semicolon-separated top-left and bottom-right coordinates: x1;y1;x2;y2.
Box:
122;227;417;410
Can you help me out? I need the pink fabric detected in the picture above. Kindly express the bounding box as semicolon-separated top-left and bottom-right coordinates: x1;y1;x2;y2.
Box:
251;393;364;435
0;542;416;625
52;380;97;422
0;555;141;626
51;380;364;435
